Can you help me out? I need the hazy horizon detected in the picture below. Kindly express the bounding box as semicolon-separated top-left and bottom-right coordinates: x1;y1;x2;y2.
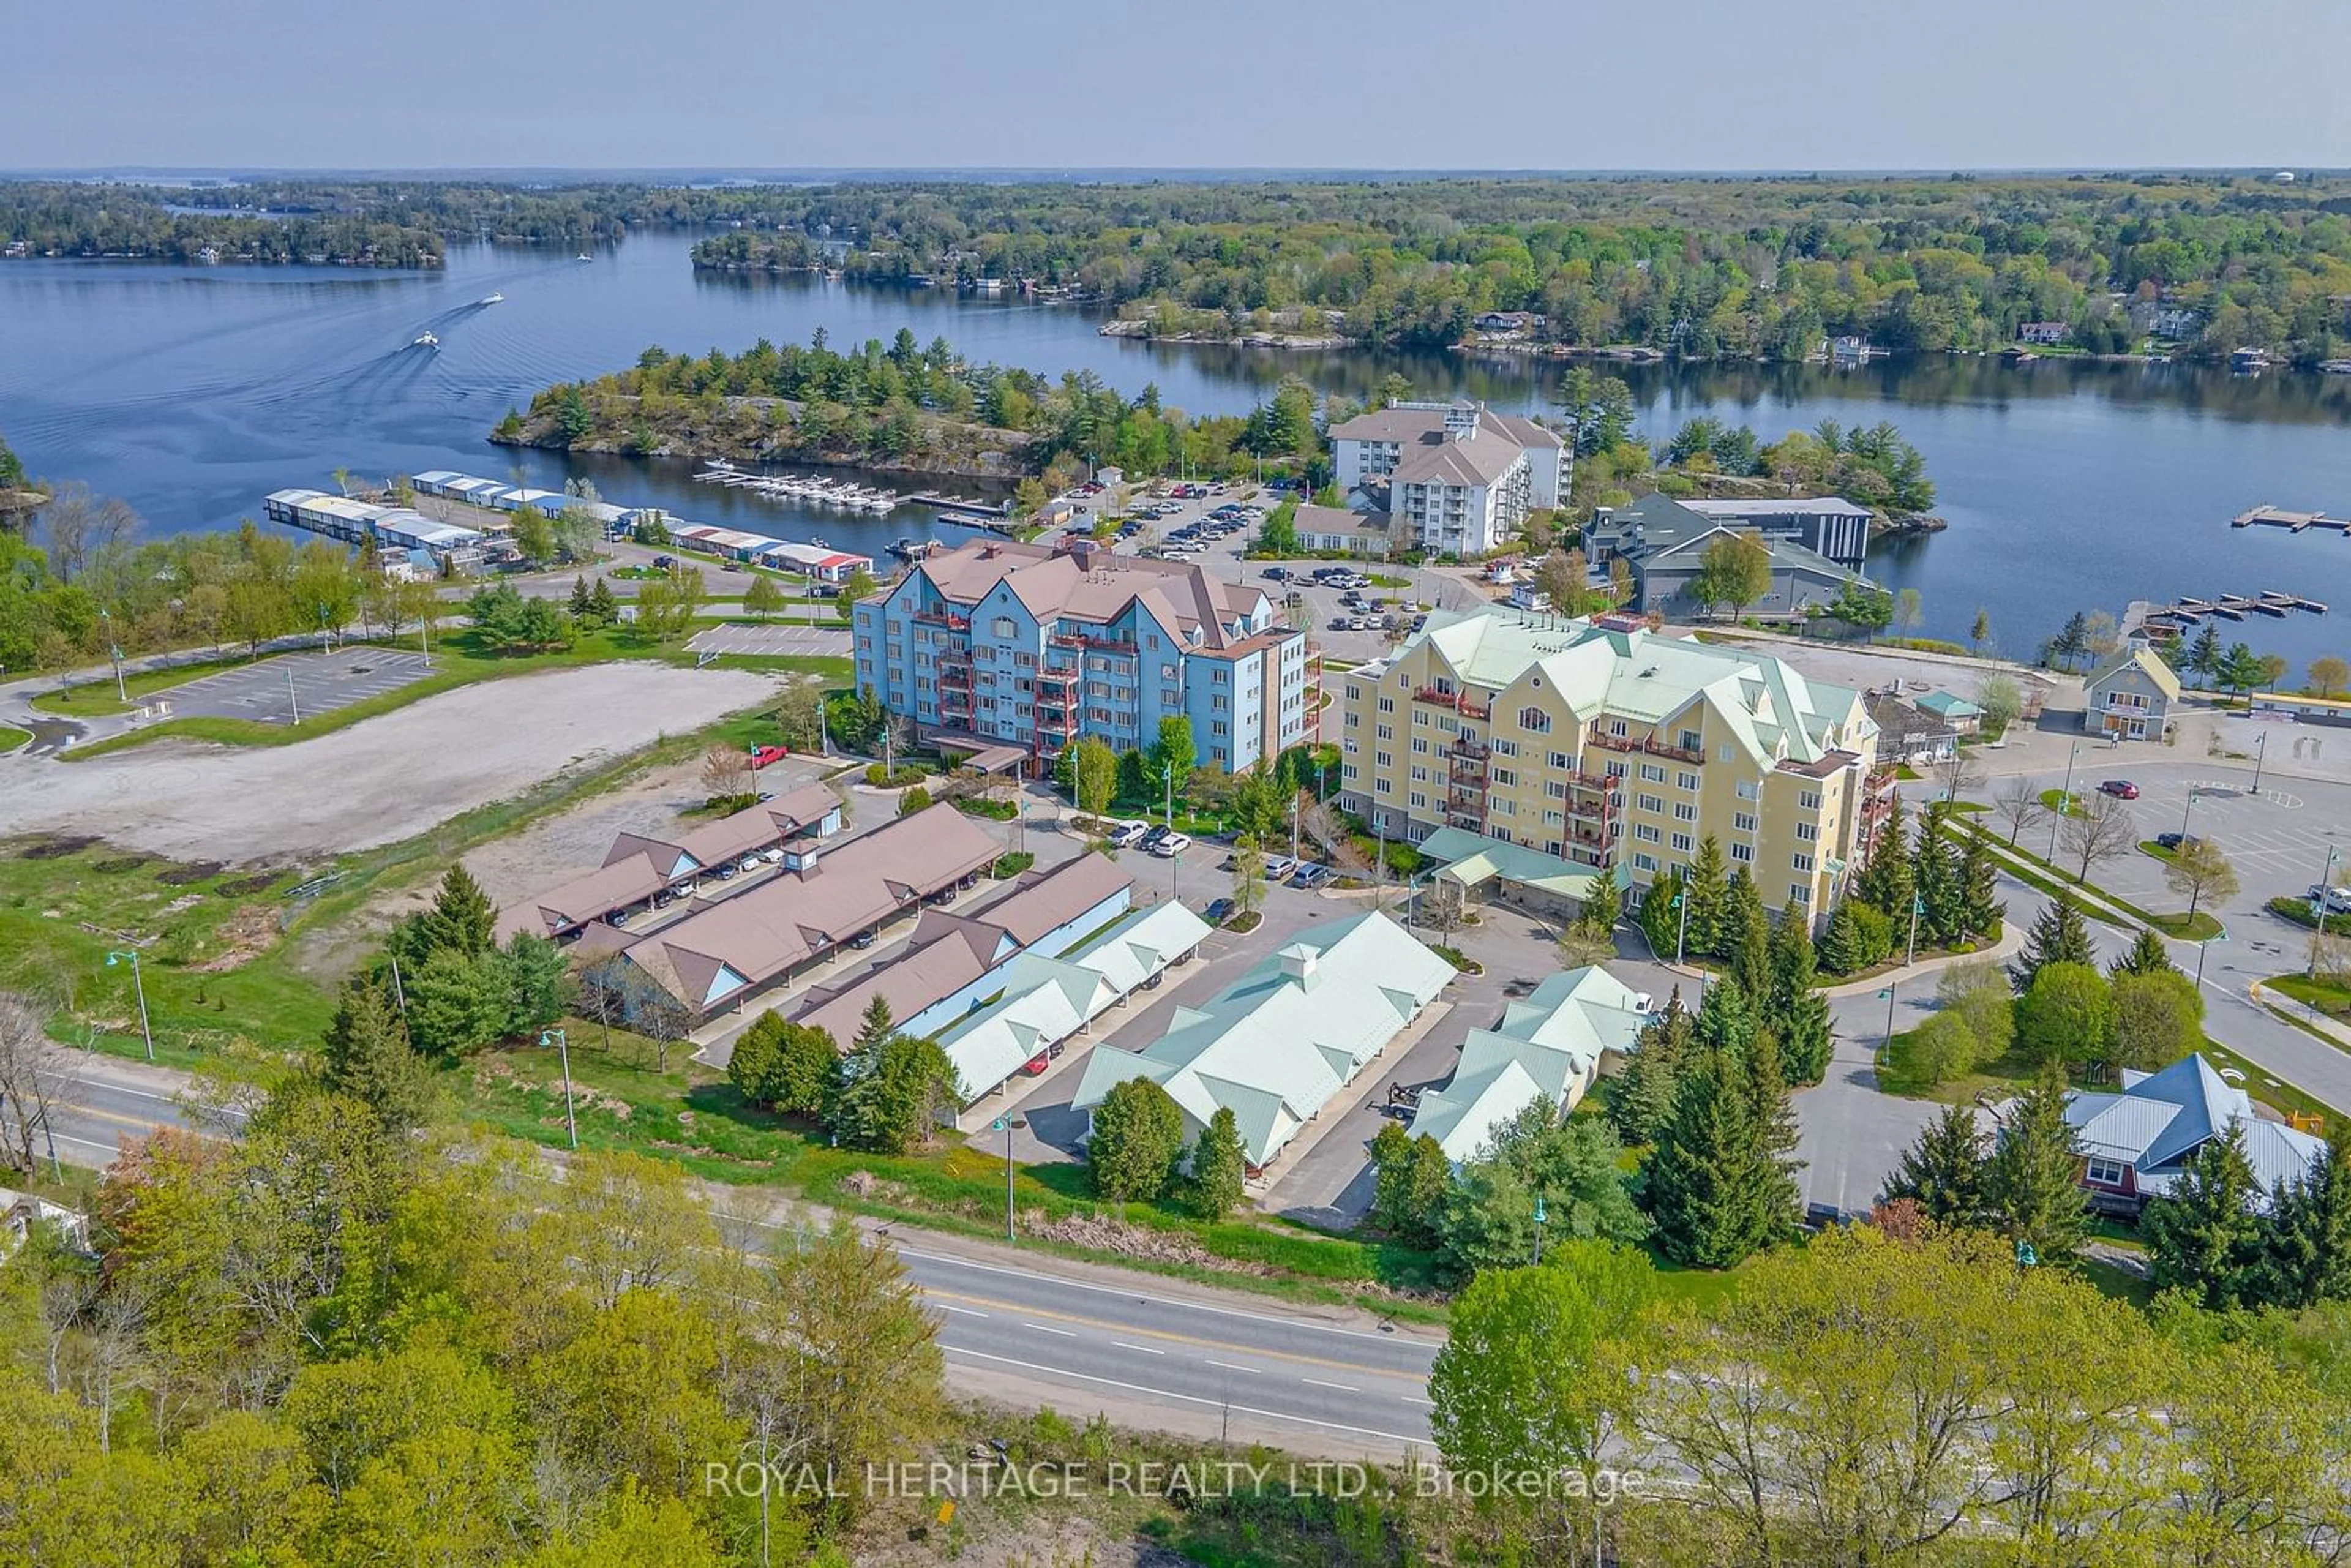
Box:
9;0;2348;172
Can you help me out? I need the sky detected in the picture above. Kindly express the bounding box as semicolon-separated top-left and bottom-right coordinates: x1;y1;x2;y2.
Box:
8;0;2349;173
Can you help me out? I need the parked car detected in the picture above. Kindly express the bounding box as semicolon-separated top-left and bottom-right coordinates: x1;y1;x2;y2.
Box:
2306;885;2351;914
606;907;631;926
1263;856;1296;880
748;743;789;768
808;583;841;598
1152;832;1191;858
651;554;677;570
1289;863;1327;888
1140;824;1173;850
849;928;878;948
757;846;786;864
2098;779;2140;799
1262;566;1290;580
738;854;763;874
650;890;676;910
714;861;738;880
1204;897;1235;924
925;887;957;906
1108;820;1150;849
2154;831;2203;851
1021;1052;1052;1076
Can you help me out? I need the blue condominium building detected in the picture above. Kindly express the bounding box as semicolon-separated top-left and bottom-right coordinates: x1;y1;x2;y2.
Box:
852;538;1314;776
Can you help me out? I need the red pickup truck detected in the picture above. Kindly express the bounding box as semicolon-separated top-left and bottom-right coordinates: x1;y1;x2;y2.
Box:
748;745;788;769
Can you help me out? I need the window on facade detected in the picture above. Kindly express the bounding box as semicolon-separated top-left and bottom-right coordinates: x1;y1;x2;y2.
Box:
1731;842;1754;863
1345;712;1360;729
2085;1157;2127;1186
1676;771;1699;792
1637;793;1664;814
1734;812;1757;833
1491;767;1516;786
1518;707;1551;733
1608;719;1629;737
1677;730;1700;752
1796;822;1818;842
1378;696;1395;713
1633;823;1662;843
1376;752;1393;769
1494;799;1515;816
1412;737;1430;754
1376;724;1392;740
1789;883;1812;904
1633;852;1658;872
1411;765;1429;783
1671;832;1693;853
991;617;1015;637
1673;803;1697;822
1547;779;1568;799
1799;790;1823;810
1549;751;1570;770
1792;852;1815;873
1409;792;1427;809
1413;710;1429;726
1640;763;1665;782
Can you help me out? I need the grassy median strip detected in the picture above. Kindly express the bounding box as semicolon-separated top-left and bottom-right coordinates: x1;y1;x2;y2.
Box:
1953;819;2221;939
0;724;28;754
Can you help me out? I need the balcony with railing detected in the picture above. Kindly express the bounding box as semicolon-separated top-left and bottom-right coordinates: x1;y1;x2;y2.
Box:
1447;737;1490;761
1587;729;1704;766
912;607;972;631
1036;662;1080;686
1035;704;1080;734
1414;686;1493;721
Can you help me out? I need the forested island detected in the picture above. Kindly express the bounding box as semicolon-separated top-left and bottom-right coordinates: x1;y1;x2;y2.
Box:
685;174;2351;366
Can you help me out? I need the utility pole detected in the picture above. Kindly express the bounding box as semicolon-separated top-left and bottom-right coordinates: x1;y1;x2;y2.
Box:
2047;741;2082;865
105;950;152;1062
2312;847;2342;977
1904;893;1923;967
287;668;301;726
539;1029;577;1150
2251;729;2268;796
994;1115;1027;1242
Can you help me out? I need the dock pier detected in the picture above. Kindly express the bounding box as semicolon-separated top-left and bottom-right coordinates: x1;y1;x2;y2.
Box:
2232;504;2350;535
2129;588;2328;639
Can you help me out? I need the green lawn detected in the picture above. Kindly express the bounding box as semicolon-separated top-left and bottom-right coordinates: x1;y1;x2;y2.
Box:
0;724;28;754
1880;1022;2338;1122
2268;972;2351;1021
2038;789;2083;814
33;652;271;716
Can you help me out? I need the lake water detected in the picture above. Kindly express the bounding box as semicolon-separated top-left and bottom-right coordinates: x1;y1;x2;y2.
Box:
5;230;2350;668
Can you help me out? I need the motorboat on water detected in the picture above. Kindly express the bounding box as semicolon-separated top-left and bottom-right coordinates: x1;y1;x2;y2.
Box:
481;291;504;304
576;253;592;262
412;331;439;348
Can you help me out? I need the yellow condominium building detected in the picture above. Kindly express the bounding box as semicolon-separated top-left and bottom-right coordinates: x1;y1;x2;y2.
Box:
1337;606;1891;920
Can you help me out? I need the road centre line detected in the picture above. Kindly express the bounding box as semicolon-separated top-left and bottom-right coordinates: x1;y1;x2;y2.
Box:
1112;1341;1164;1355
1022;1322;1078;1337
918;1286;1428;1377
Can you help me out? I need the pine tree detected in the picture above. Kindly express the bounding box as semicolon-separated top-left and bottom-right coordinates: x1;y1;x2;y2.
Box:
588;577;620;625
854;995;896;1053
419;864;497;959
1984;1067;2090;1262
2111;927;2175;978
1188;1106;1248;1221
2142;1125;2266;1309
1881;1104;1989;1225
1639;867;1688;965
2185;623;2222;688
1854;797;1914;919
1646;983;1798;1267
1764;907;1834;1085
2009;893;2094;991
1682;836;1729;958
1913;808;1962;947
568;574;593;618
1955;831;2004;942
2261;1133;2351;1308
320;973;434;1132
1815;899;1864;976
1607;991;1692;1149
1723;868;1771;999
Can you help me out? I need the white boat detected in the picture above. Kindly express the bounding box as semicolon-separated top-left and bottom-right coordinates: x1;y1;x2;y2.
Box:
481;291;504;305
412;331;438;348
576;253;592;262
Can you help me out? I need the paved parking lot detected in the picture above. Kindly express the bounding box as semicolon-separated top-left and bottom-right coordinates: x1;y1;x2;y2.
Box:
683;624;852;658
1973;759;2351;920
151;648;438;724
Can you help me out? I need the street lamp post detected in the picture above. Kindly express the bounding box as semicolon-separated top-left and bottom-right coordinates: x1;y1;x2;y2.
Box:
538;1029;577;1150
2195;932;2221;988
1904;893;1924;968
1881;981;1899;1057
97;609;126;703
2313;847;2343;977
2179;786;2201;842
1532;1195;1548;1266
993;1115;1028;1242
2251;730;2269;797
104;950;152;1062
2047;741;2082;865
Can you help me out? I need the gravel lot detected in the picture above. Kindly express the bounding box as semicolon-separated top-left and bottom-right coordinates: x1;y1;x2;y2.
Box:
4;664;779;864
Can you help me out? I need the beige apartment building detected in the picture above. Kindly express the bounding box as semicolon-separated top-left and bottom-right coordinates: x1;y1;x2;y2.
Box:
1337;606;1892;920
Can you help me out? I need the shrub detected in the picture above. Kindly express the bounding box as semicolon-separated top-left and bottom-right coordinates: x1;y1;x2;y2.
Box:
991;852;1035;879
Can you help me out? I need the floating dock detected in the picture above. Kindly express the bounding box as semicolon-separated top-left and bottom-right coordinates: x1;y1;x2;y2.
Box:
2232;505;2350;535
692;462;902;515
2133;589;2328;636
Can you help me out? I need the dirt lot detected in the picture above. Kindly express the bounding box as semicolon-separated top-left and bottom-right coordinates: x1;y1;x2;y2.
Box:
2;665;779;865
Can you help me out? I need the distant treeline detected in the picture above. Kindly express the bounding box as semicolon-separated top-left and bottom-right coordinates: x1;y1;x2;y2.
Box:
685;174;2351;364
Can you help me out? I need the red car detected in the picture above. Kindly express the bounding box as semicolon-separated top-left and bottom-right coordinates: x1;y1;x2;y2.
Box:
2096;779;2139;800
748;745;789;769
1021;1052;1051;1076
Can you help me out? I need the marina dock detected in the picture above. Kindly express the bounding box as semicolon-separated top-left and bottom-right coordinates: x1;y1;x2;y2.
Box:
2129;590;2328;637
2232;504;2350;535
693;462;902;515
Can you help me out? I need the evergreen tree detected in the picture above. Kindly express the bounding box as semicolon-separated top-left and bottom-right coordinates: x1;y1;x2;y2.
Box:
1576;874;1621;942
1815;899;1864;976
1188;1106;1248;1221
1723;868;1772;1000
1764;907;1835;1085
1682;836;1729;957
588;577;620;625
1369;1122;1450;1247
1984;1067;2090;1262
1881;1104;1989;1225
2261;1134;2351;1308
2142;1125;2267;1310
1854;797;1914;919
1089;1078;1186;1201
1607;990;1692;1149
2184;622;2222;688
319;973;434;1133
568;574;593;618
1913;807;1962;946
1646;983;1799;1267
2111;927;2176;978
853;995;896;1053
1639;868;1689;965
1955;831;2004;942
418;864;497;959
2009;893;2094;991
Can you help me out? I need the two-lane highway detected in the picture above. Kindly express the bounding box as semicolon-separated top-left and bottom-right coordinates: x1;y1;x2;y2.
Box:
893;1244;1438;1458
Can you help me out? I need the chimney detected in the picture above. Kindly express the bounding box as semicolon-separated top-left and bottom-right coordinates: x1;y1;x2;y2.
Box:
981;542;1001;560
